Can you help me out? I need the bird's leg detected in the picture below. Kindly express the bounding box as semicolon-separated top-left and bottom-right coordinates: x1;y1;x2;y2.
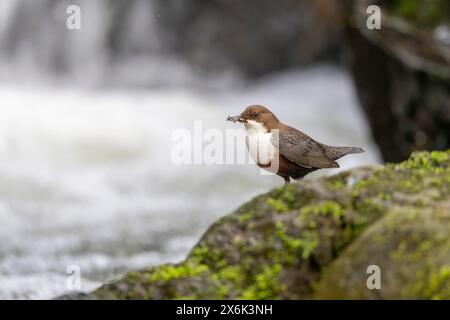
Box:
283;176;291;186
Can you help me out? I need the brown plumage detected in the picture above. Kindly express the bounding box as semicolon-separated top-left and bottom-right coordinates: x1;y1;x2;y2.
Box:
228;105;364;185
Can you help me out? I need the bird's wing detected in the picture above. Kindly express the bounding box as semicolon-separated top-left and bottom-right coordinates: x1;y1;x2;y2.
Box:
273;128;339;168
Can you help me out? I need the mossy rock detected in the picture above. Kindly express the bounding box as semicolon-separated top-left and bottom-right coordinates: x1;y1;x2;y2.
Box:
90;151;450;299
387;0;450;30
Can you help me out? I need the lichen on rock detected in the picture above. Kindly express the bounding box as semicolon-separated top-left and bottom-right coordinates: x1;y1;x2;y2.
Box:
90;151;450;300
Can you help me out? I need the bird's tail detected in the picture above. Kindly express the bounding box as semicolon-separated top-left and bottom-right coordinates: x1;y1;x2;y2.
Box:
325;146;365;160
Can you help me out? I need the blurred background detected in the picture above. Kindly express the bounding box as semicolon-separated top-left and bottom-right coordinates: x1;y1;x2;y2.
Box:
0;0;448;299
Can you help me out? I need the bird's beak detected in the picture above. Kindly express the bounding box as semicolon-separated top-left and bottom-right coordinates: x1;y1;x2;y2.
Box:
227;115;246;123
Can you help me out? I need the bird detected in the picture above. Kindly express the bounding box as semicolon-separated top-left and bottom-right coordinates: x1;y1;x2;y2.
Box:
227;105;364;185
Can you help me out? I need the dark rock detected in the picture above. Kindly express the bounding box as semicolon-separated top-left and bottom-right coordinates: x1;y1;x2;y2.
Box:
344;0;450;162
53;292;96;300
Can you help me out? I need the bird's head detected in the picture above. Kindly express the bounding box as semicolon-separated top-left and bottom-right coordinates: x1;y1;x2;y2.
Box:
227;105;280;131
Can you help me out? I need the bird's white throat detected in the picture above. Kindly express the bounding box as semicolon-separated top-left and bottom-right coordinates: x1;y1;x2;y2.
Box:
244;120;278;165
244;119;267;134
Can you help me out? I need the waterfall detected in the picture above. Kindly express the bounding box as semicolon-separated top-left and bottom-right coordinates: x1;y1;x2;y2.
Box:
0;0;185;86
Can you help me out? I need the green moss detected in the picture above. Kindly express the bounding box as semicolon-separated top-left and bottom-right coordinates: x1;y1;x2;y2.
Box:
208;265;247;298
426;266;450;299
276;221;319;261
390;238;434;263
211;265;244;283
431;150;450;163
150;262;209;282
266;184;296;213
378;192;391;201
325;176;346;191
240;264;285;300
237;211;254;223
266;197;290;213
191;244;225;267
396;150;449;170
402;265;450;299
299;201;344;220
388;0;450;29
275;184;296;201
126;271;141;284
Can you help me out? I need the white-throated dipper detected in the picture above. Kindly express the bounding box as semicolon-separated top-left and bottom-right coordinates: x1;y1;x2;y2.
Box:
227;105;364;185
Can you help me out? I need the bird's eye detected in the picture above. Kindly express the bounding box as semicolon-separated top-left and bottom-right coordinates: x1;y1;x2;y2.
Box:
252;112;260;117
